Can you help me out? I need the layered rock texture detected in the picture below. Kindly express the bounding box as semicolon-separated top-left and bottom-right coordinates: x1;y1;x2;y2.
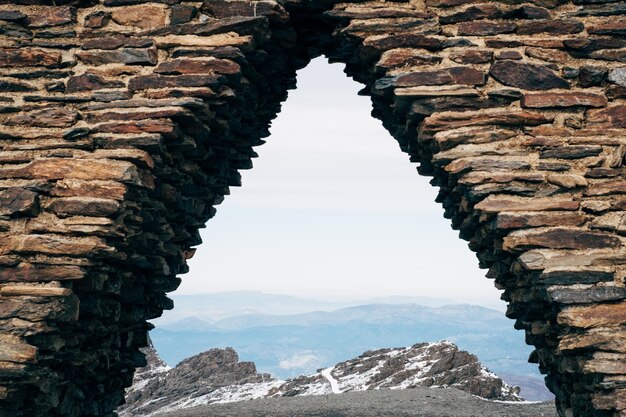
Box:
119;346;276;416
119;342;521;416
0;0;624;416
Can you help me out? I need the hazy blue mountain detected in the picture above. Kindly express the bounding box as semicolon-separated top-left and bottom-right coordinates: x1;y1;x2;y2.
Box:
150;302;552;401
153;291;457;325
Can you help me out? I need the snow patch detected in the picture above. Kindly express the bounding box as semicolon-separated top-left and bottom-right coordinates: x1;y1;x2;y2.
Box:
321;367;342;394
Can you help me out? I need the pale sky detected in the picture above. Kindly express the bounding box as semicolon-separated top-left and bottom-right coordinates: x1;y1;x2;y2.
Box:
175;57;507;311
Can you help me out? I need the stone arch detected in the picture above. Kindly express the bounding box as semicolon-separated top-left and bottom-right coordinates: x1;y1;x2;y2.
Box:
0;1;624;416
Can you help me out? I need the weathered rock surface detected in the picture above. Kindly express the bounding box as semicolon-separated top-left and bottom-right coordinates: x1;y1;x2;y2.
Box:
119;342;520;417
0;1;624;417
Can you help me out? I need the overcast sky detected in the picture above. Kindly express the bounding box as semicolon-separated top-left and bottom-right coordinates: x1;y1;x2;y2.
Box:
175;57;507;311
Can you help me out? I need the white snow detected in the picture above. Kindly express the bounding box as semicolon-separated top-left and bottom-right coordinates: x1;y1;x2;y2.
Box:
321;367;342;394
156;379;286;416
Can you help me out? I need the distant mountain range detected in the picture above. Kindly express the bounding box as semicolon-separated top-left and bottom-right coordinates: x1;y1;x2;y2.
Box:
119;342;522;416
149;292;553;401
153;291;459;324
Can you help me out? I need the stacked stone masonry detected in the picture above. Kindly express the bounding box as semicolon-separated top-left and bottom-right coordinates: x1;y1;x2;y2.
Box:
0;0;624;416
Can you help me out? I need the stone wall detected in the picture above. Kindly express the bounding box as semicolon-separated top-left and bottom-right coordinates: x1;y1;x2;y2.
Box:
0;0;624;416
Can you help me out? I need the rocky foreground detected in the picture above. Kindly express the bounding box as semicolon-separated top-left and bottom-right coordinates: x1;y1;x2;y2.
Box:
119;341;523;416
156;388;556;417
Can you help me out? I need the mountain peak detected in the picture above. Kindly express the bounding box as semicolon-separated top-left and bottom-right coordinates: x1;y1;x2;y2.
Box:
119;341;521;416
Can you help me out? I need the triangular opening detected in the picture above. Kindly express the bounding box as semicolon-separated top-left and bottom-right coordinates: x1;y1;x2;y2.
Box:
147;58;549;402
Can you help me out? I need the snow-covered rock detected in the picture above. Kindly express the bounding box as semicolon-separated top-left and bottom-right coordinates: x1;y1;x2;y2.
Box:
119;341;521;416
118;346;276;416
270;341;520;401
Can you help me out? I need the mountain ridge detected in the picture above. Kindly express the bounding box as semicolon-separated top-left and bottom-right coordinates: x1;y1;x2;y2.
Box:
119;341;523;417
151;303;548;395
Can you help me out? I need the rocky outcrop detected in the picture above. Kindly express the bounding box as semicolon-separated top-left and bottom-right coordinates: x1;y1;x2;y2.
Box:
120;342;520;416
0;1;624;416
119;347;275;416
271;341;521;401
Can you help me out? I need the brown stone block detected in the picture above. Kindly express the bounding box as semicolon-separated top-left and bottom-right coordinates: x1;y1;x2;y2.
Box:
0;335;36;363
27;214;121;238
377;48;442;70
421;110;553;134
84;11;111;29
362;33;442;53
26;6;75;28
0;293;79;322
490;60;569;90
546;174;588;188
93;119;175;137
0;286;72;297
91;149;154;170
564;37;626;54
438;3;503;23
0;11;27;21
559;330;626;353
445;157;530;174
146;15;266;38
170;4;197;25
587;105;626;128
548;285;626;304
449;49;493;64
476;196;579;213
522;92;607;108
0;234;114;257
51;180;127;201
76;48;158;66
457;21;517;36
585;181;626;196
460;172;544;185
0;158;148;187
0;188;39;217
66;74;125;93
590;49;626;62
0;264;85;282
607;85;626;100
433;127;517;149
82;36;154;50
155;58;240;75
6;107;78;128
588;21;626;36
558;301;626;329
495;50;523;60
85;108;184;124
92;134;163;150
46;197;120;218
81;97;204;111
346;18;440;39
129;74;223;91
394;67;486;87
396;86;479;99
504;228;622;251
518;19;584;35
590;212;626;233
540;146;603;160
584;353;626;374
496;212;586;229
593;389;626;411
525;47;571;63
0;48;61;68
424;0;471;6
153;33;253;49
202;0;288;20
540;269;614;285
0;80;36;93
111;5;167;29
